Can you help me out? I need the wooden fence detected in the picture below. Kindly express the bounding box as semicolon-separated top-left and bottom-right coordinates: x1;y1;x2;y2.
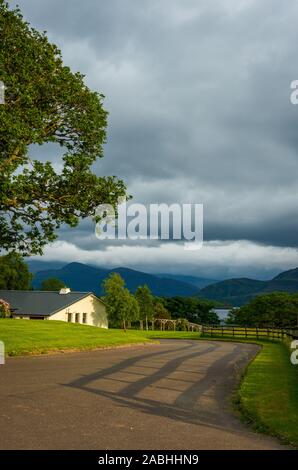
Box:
150;318;298;339
282;328;298;339
201;326;289;340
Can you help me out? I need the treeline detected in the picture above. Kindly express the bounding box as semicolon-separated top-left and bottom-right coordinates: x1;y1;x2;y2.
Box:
103;272;220;329
160;297;219;325
227;292;298;328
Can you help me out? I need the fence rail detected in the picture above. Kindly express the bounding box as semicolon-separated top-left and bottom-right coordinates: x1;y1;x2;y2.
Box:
282;328;298;339
150;318;298;339
201;326;293;340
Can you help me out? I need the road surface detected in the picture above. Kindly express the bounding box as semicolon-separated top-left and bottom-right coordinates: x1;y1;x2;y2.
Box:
0;340;287;449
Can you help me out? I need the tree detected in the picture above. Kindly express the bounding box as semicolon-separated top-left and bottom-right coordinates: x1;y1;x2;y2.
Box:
135;285;154;330
102;273;126;327
103;273;139;329
124;290;140;326
161;296;220;325
153;301;171;330
176;318;190;331
154;301;171;319
229;292;298;327
0;1;127;255
41;277;66;291
0;252;32;289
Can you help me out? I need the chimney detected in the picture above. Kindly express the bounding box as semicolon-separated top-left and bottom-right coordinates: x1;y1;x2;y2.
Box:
59;287;71;295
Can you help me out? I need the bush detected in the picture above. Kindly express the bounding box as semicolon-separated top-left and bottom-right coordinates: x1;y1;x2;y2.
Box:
0;299;10;318
176;318;190;331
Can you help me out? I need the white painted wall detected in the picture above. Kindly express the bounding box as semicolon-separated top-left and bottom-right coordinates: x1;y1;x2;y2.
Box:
49;294;108;328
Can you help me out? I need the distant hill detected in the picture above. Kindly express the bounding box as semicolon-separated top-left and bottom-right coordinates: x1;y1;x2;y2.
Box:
199;267;298;306
31;262;198;297
27;260;66;273
156;273;219;289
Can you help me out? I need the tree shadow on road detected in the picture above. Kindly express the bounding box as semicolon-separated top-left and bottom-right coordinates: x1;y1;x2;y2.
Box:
63;340;256;434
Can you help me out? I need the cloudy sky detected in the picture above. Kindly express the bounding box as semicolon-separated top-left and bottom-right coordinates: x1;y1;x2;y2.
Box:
10;0;298;279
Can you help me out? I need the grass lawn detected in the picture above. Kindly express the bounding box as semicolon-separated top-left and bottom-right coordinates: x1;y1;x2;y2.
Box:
0;318;201;356
236;339;298;447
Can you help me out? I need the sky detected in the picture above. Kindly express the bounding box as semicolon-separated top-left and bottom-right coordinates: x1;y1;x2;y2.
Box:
9;0;298;279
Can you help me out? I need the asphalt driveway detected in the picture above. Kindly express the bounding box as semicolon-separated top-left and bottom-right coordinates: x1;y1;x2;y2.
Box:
0;340;287;449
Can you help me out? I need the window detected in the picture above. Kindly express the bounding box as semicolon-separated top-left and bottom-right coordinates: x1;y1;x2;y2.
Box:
67;313;72;323
75;313;80;323
82;313;87;324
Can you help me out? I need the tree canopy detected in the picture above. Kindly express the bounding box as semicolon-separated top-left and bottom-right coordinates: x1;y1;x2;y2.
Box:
40;277;66;291
0;252;32;289
135;285;154;329
227;292;298;327
153;301;171;320
161;296;220;325
0;1;127;255
103;273;139;329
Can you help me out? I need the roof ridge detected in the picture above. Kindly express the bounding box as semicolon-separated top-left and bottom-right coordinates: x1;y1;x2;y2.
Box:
0;291;98;317
0;290;92;293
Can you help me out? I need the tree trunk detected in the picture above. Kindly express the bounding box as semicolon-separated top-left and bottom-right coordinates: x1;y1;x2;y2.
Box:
145;315;148;331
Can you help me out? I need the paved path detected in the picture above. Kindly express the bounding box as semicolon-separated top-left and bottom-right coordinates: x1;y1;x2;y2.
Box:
0;340;287;449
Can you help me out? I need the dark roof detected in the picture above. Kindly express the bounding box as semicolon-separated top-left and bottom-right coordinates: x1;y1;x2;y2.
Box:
0;290;94;317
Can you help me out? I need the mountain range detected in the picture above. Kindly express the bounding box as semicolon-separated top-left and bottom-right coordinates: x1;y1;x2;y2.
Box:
29;261;298;304
30;261;216;297
199;267;298;306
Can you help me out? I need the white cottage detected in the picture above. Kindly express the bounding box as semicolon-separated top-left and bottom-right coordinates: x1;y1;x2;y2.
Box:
0;289;108;328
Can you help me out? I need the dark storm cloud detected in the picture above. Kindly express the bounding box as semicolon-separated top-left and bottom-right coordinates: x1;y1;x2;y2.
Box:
8;0;298;275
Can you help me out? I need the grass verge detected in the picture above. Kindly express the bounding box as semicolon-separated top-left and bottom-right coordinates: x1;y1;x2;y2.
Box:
235;339;298;447
201;333;298;447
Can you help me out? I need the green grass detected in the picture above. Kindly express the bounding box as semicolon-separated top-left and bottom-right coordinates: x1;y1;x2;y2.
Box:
0;319;201;356
201;332;298;446
1;319;297;447
236;339;298;447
